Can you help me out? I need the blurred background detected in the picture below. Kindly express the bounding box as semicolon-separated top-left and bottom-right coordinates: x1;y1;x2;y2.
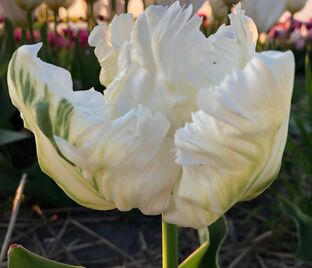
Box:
1;0;312;267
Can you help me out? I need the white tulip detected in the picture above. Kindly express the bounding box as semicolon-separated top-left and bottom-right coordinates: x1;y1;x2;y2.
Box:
127;0;144;18
286;0;307;14
15;0;43;11
0;0;29;26
90;3;294;228
223;0;239;7
241;0;286;32
156;0;205;13
8;3;294;228
45;0;76;10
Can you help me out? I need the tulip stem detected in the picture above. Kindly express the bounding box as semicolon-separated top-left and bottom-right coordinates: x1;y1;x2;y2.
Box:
53;9;58;37
162;216;178;268
27;11;35;43
21;28;27;44
124;0;129;13
87;0;95;32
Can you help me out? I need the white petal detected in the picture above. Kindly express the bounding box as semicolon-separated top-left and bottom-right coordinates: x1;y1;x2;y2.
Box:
88;14;134;86
202;3;258;84
198;51;294;133
105;3;210;131
105;3;258;131
55;105;179;214
156;0;205;13
241;0;286;33
7;44;114;209
164;50;294;228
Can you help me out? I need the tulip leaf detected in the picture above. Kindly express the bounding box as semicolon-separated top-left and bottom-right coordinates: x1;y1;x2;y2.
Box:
179;216;228;268
0;19;16;77
8;244;84;268
71;35;103;91
305;49;312;128
38;22;54;64
280;199;312;263
0;153;72;206
0;19;16;128
0;129;31;146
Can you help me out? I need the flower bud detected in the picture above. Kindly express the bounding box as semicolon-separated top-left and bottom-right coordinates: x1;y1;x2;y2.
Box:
286;0;307;14
45;0;76;10
15;0;43;11
0;0;30;26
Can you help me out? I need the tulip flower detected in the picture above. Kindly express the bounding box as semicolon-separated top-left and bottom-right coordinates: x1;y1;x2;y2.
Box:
89;3;294;228
15;0;42;11
45;0;76;10
127;0;144;18
223;0;239;7
0;0;29;26
241;0;286;32
8;3;294;229
209;0;228;22
157;0;205;13
286;0;307;14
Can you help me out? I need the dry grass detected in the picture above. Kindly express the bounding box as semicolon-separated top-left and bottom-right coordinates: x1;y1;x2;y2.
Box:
0;196;312;268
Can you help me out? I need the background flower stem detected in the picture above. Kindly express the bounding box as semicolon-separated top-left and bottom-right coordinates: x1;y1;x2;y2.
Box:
27;11;34;42
162;215;178;268
53;9;58;37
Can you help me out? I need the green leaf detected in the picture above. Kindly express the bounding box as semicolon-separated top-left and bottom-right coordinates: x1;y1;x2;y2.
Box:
8;244;84;268
0;153;20;184
280;199;312;263
71;35;103;91
38;22;54;64
0;153;72;206
0;129;31;146
0;19;16;77
305;48;312;128
0;19;17;128
179;216;228;268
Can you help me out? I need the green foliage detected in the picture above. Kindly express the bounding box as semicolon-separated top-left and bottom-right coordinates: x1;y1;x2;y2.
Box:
0;129;30;146
0;153;72;205
0;20;16;77
179;217;228;268
277;48;312;264
306;48;312;128
280;199;312;263
8;245;84;268
71;34;103;91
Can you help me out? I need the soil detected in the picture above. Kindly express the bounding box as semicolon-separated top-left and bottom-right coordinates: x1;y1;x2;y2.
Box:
1;194;312;268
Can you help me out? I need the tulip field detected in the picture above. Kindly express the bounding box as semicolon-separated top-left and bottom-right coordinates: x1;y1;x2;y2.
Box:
1;0;312;267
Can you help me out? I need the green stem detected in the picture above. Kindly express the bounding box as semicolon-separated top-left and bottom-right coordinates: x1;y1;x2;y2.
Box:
162;215;178;268
87;0;95;32
21;28;27;44
27;11;35;43
124;0;129;13
53;8;58;37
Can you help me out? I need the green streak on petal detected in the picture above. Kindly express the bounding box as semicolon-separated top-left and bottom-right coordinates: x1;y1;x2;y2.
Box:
92;177;99;192
54;98;73;140
23;73;35;106
35;101;54;141
10;52;18;89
